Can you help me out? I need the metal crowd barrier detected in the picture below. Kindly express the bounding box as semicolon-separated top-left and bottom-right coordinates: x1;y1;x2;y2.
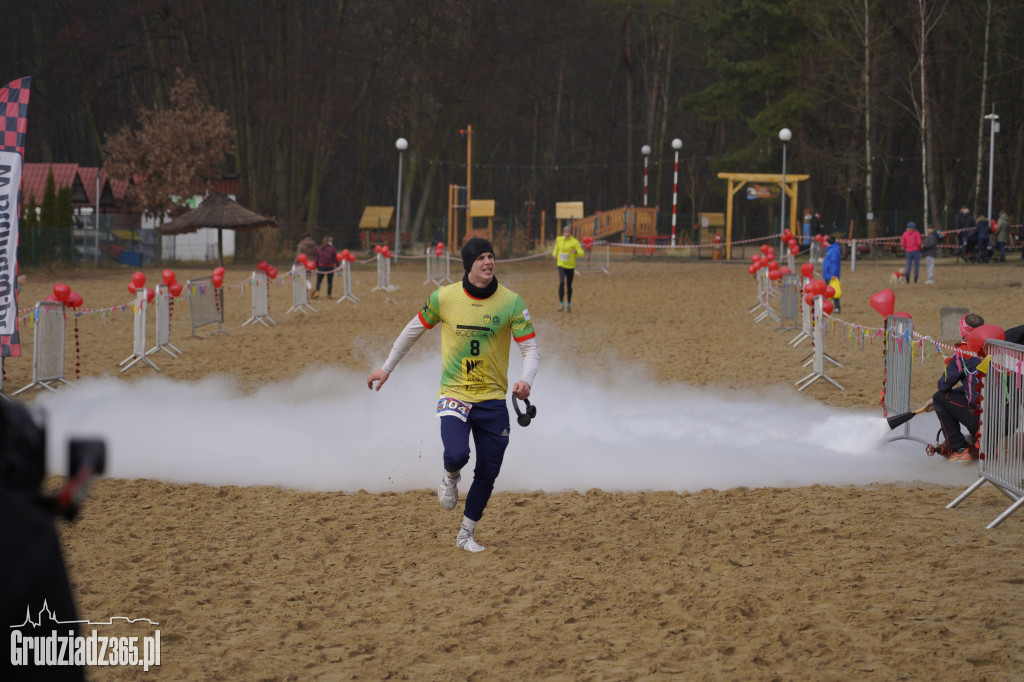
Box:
947;338;1024;528
372;253;399;292
776;273;801;333
795;295;844;392
12;301;73;395
120;290;159;373
146;284;182;359
577;242;610;274
883;314;927;446
243;270;276;327
187;276;227;337
336;260;359;304
424;248;452;286
286;265;317;315
789;275;812;347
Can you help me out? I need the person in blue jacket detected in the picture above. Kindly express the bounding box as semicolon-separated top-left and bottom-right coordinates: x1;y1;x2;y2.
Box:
821;235;842;313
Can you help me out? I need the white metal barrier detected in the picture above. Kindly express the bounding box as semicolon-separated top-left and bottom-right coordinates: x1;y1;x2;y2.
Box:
187;276;227;337
336;260;359;304
146;284;182;359
424;248;453;286
752;269;780;325
371;253;399;292
788;276;812;347
12;301;73;395
776;273;801;333
795;296;844;391
286;265;317;315
883;315;927;446
947;339;1024;528
578;242;610;274
243;271;276;327
120;290;159;373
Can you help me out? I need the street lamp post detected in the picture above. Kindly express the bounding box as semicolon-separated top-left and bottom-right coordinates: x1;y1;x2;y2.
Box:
394;137;408;264
984;108;999;221
779;128;792;249
641;144;651;208
671;138;682;247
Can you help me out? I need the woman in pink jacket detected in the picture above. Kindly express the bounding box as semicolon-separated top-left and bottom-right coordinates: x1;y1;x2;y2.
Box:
901;222;922;284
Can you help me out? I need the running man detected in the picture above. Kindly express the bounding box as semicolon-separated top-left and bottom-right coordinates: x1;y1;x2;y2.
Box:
552;224;585;312
366;238;539;552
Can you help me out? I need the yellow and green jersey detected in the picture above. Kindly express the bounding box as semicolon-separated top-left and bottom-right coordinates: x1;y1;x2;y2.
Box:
553;235;585;269
418;281;536;402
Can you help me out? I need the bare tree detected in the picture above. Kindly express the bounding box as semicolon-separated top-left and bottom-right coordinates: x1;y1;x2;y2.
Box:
971;0;993;214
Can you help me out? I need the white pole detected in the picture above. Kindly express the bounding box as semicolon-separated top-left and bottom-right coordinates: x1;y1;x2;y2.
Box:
94;171;100;265
779;128;792;244
641;144;651;208
985;108;998;221
395;137;408;265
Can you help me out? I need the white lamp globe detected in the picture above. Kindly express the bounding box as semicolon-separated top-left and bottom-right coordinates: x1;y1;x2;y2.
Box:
396;138;408;151
778;128;792;142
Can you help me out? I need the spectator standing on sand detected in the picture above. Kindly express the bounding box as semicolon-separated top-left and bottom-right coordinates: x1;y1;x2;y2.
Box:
994;210;1010;262
976;215;992;263
314;236;337;298
900;221;922;284
821;235;842;313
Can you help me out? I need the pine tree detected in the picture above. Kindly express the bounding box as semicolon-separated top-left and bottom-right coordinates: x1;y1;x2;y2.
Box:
39;170;58;264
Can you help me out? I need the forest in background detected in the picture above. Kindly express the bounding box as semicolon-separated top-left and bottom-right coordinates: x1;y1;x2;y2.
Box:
5;0;1024;251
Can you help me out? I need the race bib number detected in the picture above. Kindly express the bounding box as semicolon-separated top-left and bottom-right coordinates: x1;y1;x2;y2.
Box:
558;252;570;261
437;396;472;422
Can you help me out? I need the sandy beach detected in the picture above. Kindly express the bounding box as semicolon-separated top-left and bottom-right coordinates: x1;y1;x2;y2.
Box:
7;251;1024;680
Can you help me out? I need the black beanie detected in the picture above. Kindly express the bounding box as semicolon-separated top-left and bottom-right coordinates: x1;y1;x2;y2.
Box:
461;237;494;271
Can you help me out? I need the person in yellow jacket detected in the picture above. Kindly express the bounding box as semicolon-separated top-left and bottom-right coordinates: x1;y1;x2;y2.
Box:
553;225;585;312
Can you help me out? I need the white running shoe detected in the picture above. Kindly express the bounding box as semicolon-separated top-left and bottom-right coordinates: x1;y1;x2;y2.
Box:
437;471;460;510
456;531;486;552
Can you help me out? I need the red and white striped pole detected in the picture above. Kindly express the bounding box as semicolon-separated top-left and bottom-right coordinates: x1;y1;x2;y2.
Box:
671;138;682;247
641;144;651;208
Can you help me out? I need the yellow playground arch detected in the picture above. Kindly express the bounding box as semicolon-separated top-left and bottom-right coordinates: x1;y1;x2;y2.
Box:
718;172;809;259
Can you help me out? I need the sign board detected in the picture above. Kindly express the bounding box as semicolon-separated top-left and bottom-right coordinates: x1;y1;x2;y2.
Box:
700;212;725;228
470;199;495;218
555;201;584;220
359;206;395;229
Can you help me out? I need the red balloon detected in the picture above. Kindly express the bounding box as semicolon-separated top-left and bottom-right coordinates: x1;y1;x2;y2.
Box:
305;260;315;270
767;260;778;270
811;279;827;296
748;264;758;274
258;260;269;271
212;275;224;288
789;245;799;255
824;285;836;299
768;269;782;281
53;283;70;302
803;284;813;294
759;244;769;254
435;245;444;257
341;249;351;260
780;266;792;275
44;293;59;302
347;253;356;262
132;271;146;288
782;228;792;239
162;269;177;285
213;266;226;277
382;247;391;258
169;283;183;298
436;242;444;249
374;245;383;254
804;293;814;305
750;254;759;263
893;311;912;319
336;252;344;262
127;283;137;295
66;291;83;309
966;324;1006;353
868;289;895;317
298;253;308;263
146;288;155;303
822;300;834;315
800;263;814;277
267;267;278;279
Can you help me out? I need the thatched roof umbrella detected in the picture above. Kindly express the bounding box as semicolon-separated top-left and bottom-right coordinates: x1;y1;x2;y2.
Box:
156;192;278;266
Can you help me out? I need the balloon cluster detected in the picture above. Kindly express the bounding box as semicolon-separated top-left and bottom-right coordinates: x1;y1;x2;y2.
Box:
161;269;183;298
335;248;357;263
374;244;392;259
296;252;316;271
211;266;226;288
582;236;594;250
256;260;279;280
803;276;838;315
781;229;800;255
433;241;445;257
45;282;84;309
746;243;792;280
126;271;156;303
